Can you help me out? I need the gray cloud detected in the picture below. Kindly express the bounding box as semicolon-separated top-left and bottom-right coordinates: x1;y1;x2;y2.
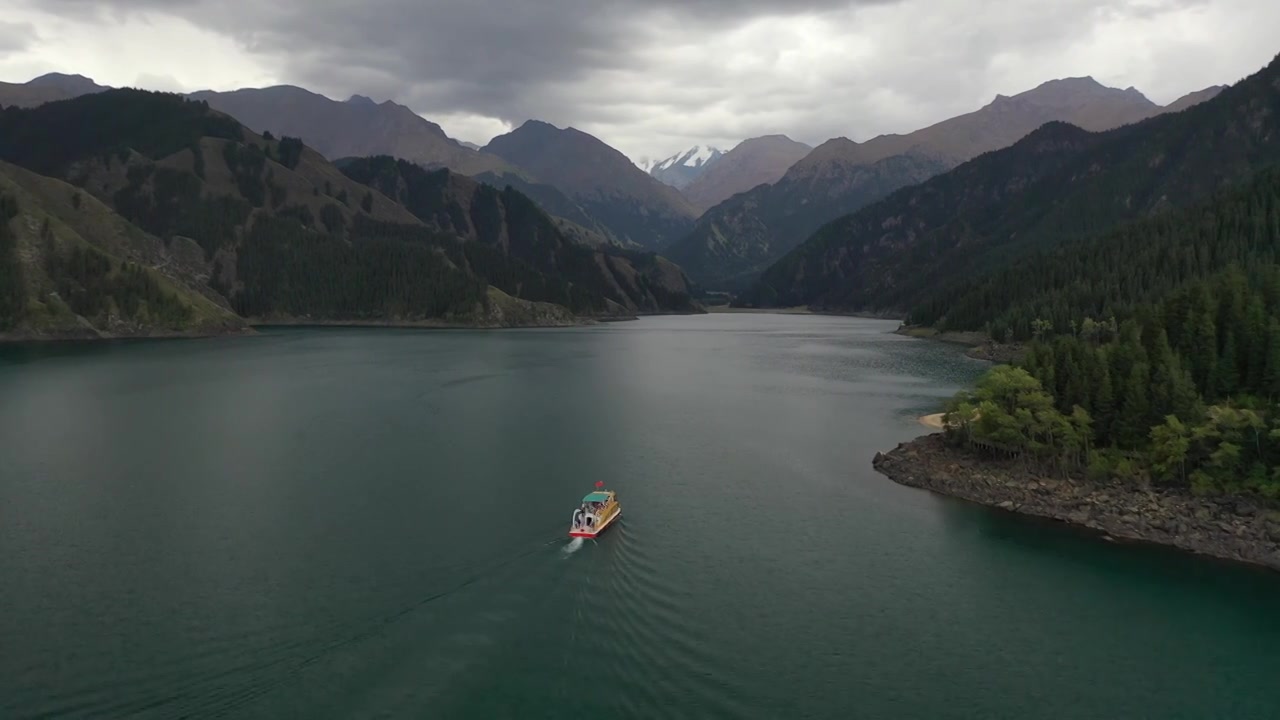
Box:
28;0;899;120
18;0;1280;159
0;21;36;55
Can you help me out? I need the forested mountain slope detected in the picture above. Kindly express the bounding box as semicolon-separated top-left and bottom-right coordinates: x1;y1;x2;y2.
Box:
341;157;700;315
911;166;1280;340
919;156;1280;505
469;169;624;247
0;90;696;334
741;52;1280;314
664;149;952;291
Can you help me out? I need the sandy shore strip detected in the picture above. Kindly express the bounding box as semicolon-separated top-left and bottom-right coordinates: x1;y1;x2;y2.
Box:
919;413;946;429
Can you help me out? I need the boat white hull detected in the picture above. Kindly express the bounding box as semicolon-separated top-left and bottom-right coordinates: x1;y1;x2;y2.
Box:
569;508;621;538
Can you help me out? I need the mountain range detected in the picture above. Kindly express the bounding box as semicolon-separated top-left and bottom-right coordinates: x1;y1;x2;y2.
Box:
0;63;1251;338
0;79;678;253
2;71;1224;270
186;86;512;177
738;53;1280;324
187;90;699;251
0;89;699;340
666;77;1227;291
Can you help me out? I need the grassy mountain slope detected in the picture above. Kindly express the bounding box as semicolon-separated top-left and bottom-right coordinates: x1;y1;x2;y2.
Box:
0;160;245;340
741;53;1280;314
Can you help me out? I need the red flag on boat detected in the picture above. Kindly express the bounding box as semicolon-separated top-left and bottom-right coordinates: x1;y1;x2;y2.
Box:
595;481;604;488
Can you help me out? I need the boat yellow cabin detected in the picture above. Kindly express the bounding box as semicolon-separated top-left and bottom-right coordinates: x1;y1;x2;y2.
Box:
569;487;621;538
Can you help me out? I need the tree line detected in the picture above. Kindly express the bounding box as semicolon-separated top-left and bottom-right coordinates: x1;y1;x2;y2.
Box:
945;265;1280;499
0;89;243;177
234;215;489;320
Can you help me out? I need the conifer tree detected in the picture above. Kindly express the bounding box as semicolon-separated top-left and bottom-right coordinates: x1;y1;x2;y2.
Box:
1115;362;1152;449
1214;331;1240;398
1092;355;1116;443
1266;319;1280;400
1245;296;1268;390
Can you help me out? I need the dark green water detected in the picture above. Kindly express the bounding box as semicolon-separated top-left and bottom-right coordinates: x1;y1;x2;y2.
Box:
2;315;1279;719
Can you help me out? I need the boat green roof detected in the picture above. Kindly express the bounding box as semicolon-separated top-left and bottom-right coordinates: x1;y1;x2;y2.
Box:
582;491;611;502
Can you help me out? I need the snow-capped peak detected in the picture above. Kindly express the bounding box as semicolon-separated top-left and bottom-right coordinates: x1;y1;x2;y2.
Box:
649;145;723;172
639;145;727;189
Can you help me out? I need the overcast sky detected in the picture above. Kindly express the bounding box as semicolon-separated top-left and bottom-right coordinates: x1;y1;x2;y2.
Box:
2;0;1277;163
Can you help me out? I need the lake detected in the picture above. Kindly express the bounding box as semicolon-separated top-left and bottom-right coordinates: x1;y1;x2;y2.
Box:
2;315;1278;719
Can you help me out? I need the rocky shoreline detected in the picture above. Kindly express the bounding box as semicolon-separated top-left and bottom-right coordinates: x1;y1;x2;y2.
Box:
0;306;711;345
245;316;589;330
892;324;1025;363
873;433;1280;572
0;324;256;345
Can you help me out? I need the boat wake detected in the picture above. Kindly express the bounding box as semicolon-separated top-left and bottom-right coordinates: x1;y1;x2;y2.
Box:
561;537;585;557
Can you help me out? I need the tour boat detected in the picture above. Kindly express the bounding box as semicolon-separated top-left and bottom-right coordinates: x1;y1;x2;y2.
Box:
569;482;621;538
